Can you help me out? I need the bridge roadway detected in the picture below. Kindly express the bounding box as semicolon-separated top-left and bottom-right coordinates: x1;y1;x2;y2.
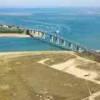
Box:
26;29;89;52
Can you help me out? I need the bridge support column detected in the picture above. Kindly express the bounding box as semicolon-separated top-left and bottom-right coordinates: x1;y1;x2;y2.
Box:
76;46;80;52
50;35;54;43
68;43;74;50
31;30;35;37
42;33;46;39
62;40;66;46
54;36;60;44
78;48;84;53
59;39;66;47
56;38;60;45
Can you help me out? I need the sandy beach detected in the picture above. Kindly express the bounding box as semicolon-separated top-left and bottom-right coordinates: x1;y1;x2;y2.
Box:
0;33;30;38
0;51;74;58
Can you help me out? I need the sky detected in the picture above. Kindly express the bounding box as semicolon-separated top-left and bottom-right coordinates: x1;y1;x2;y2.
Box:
0;0;100;8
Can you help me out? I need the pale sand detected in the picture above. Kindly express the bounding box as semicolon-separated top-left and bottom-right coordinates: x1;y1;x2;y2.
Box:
0;51;75;56
38;58;50;65
38;54;100;100
0;34;30;38
0;51;75;59
38;57;100;84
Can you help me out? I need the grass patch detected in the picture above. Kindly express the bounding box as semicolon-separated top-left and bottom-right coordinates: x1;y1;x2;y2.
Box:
77;52;100;63
0;53;100;100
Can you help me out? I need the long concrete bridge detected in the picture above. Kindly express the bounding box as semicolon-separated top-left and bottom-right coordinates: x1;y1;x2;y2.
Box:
26;29;89;52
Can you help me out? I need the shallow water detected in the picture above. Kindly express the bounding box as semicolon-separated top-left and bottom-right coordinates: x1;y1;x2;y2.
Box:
0;37;64;52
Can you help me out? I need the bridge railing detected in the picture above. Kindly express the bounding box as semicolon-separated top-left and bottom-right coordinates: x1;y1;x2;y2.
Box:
26;29;89;52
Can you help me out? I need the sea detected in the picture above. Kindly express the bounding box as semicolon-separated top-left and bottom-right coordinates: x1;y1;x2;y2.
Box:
0;7;100;52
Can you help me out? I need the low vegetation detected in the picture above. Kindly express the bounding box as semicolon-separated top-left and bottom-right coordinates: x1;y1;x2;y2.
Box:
0;25;24;33
0;52;100;100
77;51;100;62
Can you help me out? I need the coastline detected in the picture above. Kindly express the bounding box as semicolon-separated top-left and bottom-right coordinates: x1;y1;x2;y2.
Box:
0;34;99;52
0;33;30;38
0;51;76;60
0;51;75;57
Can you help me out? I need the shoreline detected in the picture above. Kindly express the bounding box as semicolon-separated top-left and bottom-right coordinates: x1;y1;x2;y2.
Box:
0;34;99;52
0;51;75;59
0;33;30;38
0;51;75;56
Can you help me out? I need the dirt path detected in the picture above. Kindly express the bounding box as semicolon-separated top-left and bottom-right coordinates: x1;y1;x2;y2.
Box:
38;56;100;100
50;58;100;100
88;91;100;100
38;58;50;65
51;58;100;84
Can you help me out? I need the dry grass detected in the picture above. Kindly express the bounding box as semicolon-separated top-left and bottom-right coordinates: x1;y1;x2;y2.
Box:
77;63;100;72
95;96;100;100
77;63;100;81
0;52;100;100
77;52;100;63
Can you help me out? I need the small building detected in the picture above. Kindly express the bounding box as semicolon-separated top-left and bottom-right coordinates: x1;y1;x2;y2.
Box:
3;25;9;28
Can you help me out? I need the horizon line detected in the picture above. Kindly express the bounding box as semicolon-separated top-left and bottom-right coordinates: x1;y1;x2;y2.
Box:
0;6;100;9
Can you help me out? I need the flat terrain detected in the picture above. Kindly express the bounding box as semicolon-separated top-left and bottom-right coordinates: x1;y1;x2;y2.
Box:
0;51;100;100
0;33;30;37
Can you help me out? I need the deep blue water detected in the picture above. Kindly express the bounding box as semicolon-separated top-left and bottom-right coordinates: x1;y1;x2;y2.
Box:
0;8;100;51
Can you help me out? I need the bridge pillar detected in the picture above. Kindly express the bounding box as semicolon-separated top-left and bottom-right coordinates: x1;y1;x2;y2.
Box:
26;29;30;35
53;36;57;44
59;39;66;46
50;35;54;43
41;32;46;39
68;43;71;48
56;38;60;45
30;30;36;37
76;46;80;52
53;36;60;44
69;43;74;50
31;30;35;37
62;40;66;46
74;45;82;52
78;47;85;52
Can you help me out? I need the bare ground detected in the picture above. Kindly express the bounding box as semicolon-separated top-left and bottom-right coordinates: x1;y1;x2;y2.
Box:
0;51;100;100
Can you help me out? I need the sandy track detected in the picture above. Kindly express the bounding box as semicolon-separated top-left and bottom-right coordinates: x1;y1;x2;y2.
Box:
51;58;100;84
38;56;100;100
38;58;50;65
38;57;100;84
88;91;100;100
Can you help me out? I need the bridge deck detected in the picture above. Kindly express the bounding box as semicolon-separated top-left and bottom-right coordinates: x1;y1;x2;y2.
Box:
26;29;88;52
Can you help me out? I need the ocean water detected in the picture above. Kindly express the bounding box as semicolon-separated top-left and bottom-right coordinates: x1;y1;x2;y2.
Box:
0;8;100;51
0;37;63;52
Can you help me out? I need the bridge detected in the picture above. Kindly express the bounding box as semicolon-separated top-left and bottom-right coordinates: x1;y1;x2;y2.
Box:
26;29;89;52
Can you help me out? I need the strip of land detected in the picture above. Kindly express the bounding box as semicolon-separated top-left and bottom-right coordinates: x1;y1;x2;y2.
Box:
0;33;30;38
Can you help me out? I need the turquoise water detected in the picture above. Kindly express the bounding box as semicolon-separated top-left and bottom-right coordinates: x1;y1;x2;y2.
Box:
0;37;63;52
0;8;100;51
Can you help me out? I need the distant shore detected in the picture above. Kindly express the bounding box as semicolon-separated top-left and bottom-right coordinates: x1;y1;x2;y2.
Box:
0;33;30;38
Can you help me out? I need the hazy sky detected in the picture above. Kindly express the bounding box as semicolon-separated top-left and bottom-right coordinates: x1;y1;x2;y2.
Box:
0;0;100;8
